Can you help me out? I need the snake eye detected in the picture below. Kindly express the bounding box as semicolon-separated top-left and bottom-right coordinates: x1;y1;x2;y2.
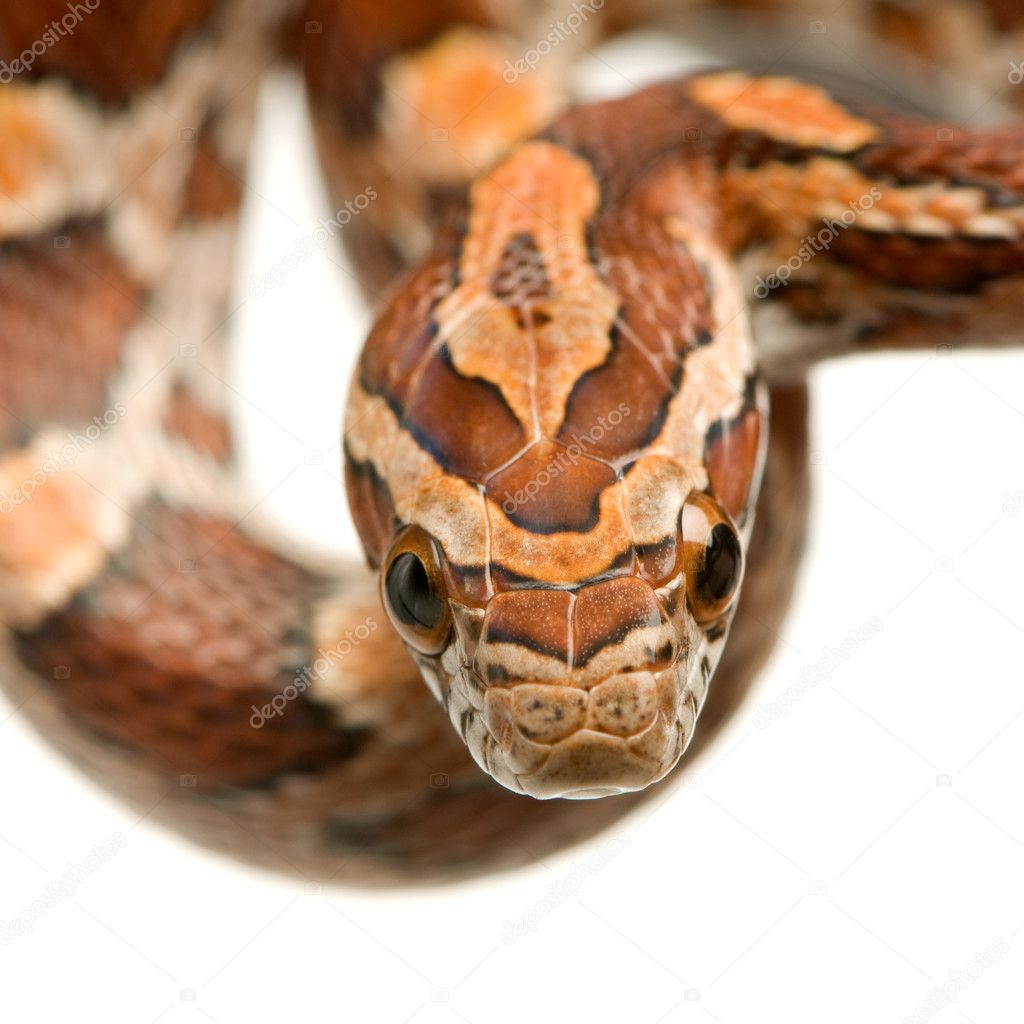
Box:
381;526;452;654
681;493;743;626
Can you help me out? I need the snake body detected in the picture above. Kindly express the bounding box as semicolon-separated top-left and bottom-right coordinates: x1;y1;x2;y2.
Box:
2;0;1023;881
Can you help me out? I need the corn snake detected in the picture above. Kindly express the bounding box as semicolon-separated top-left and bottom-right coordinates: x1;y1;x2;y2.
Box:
1;0;1023;882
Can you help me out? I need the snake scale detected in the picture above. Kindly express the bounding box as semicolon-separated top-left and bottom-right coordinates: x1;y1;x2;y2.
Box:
2;0;1023;883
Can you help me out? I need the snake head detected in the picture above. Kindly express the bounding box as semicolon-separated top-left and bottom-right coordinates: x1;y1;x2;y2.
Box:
346;289;764;797
372;490;749;799
345;238;765;797
345;136;766;798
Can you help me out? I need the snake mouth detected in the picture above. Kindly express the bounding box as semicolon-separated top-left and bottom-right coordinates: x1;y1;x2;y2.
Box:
475;666;698;799
510;723;685;800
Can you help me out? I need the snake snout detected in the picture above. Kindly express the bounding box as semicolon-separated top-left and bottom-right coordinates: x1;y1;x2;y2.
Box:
468;577;696;797
481;668;690;798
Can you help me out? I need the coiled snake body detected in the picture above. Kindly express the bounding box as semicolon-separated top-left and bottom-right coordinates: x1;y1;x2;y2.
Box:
2;0;1023;882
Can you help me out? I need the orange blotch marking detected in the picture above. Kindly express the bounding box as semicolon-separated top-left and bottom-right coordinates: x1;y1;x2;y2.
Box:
690;72;879;152
0;90;56;197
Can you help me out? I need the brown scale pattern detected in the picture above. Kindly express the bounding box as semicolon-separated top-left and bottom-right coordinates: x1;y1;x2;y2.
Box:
558;170;716;461
830;229;1024;291
854;117;1024;200
542;82;700;201
0;0;218;103
597;208;714;381
0;225;140;449
15;504;361;788
357;232;461;410
556;324;671;462
485;441;617;534
402;347;528;483
704;382;763;525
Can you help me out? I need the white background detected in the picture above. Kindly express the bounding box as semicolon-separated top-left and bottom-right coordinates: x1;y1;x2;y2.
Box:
4;34;1024;1024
